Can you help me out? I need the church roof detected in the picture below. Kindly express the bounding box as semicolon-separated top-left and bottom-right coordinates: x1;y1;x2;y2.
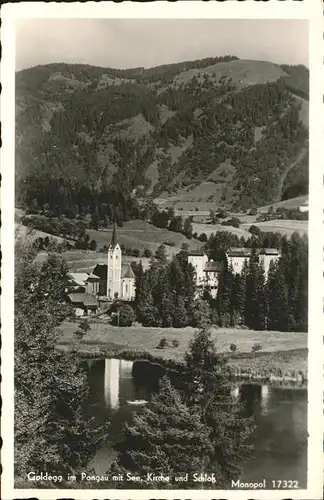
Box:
121;263;135;279
93;264;107;280
110;221;118;249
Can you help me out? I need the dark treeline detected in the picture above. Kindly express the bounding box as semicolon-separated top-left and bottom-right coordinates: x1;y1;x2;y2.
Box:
134;230;308;333
16;59;308;216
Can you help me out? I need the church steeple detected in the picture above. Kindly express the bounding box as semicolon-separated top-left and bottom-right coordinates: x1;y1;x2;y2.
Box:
110;221;118;249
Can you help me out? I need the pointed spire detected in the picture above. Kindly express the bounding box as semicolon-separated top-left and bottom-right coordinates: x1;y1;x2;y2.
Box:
110;220;118;249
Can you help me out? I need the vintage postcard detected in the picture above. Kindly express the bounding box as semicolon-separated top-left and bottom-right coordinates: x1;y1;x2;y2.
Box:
2;1;323;499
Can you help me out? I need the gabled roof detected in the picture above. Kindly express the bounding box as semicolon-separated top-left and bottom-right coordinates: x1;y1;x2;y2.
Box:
259;248;280;256
227;248;252;257
188;251;207;257
86;272;100;281
121;263;135;279
67;272;89;286
227;247;280;257
67;293;98;307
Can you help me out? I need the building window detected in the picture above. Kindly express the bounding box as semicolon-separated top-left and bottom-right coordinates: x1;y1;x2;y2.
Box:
126;284;128;293
116;255;118;259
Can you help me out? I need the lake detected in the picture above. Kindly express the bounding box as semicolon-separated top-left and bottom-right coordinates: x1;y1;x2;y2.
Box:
84;358;307;488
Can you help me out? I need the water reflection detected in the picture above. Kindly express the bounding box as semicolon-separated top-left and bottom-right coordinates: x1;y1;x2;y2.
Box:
85;358;307;487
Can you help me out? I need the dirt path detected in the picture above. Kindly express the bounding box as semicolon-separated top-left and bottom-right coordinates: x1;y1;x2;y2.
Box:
276;148;307;203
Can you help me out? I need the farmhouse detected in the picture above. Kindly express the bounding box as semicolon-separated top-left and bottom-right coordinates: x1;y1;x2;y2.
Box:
67;292;99;317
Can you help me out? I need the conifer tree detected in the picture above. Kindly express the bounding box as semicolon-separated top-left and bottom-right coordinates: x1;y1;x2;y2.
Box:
183;322;254;487
267;261;289;331
15;243;105;483
111;377;213;489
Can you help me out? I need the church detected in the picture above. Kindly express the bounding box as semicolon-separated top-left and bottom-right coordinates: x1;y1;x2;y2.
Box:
93;223;136;301
66;223;136;316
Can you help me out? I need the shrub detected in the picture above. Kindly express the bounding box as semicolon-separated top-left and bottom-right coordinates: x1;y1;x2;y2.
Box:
132;248;140;258
118;305;136;327
172;339;180;348
251;343;263;352
157;337;168;349
198;233;207;242
195;207;199;211
249;225;262;236
143;248;152;258
229;343;237;352
249;208;257;216
89;239;97;251
79;318;91;334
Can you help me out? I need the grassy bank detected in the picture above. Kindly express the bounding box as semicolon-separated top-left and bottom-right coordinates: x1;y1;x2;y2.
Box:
57;321;308;382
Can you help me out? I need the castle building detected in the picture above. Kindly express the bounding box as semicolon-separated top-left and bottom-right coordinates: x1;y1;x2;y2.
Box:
187;246;280;299
226;248;280;276
188;251;223;298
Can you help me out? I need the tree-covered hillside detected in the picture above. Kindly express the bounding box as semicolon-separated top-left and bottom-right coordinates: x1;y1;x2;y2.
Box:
16;57;308;219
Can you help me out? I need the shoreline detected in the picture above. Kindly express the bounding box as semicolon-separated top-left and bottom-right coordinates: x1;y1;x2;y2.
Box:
57;342;308;385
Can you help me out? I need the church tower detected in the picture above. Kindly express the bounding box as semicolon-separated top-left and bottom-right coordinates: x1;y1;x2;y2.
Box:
107;222;122;300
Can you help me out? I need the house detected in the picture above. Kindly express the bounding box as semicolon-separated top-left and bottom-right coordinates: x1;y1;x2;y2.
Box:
188;251;208;289
226;248;280;276
299;200;309;213
188;251;223;298
67;292;99;317
203;260;223;298
65;272;100;295
226;248;252;274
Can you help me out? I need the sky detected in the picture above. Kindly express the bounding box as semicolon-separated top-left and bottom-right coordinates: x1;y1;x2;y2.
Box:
15;19;308;71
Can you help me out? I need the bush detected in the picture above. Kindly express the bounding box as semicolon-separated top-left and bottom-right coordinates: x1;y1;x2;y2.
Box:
198;233;207;242
249;225;262;236
118;305;136;327
195;207;199;211
132;248;140;258
251;343;263;352
143;248;152;258
89;239;97;251
221;217;241;228
229;343;237;352
172;339;180;348
157;337;168;349
249;208;258;216
79;318;91;334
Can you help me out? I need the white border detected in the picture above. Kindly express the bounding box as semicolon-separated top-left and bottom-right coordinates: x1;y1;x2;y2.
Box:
2;2;323;499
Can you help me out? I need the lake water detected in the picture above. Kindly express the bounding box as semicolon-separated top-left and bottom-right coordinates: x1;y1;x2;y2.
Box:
84;358;307;488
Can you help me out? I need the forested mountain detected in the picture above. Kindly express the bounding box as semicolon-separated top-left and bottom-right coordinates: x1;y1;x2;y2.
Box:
16;57;309;218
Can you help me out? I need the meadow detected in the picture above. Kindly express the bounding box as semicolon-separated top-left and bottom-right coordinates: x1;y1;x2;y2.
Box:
87;219;201;254
57;320;308;381
58;320;307;358
241;219;308;236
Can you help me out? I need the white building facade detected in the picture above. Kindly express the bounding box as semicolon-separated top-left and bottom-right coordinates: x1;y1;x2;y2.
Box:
106;223;136;301
226;248;280;277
